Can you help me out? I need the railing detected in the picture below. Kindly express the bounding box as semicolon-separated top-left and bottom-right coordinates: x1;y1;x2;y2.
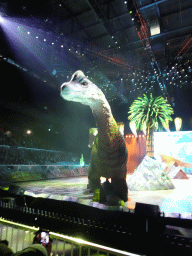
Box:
0;218;143;256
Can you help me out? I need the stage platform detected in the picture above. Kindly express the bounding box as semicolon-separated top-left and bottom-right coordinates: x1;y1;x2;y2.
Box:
15;174;192;218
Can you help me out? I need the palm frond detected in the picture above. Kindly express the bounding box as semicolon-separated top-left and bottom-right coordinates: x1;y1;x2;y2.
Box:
128;94;174;132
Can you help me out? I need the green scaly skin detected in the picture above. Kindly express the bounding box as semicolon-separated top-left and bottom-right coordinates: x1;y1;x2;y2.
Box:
61;71;128;204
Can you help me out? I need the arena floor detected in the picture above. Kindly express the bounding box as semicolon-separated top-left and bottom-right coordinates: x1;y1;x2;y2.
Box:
16;174;192;217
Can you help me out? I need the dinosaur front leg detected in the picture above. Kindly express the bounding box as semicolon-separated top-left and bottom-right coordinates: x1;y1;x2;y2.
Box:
88;161;101;192
88;160;105;202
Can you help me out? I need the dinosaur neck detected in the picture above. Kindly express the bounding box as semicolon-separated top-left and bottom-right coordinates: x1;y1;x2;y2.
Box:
90;99;118;145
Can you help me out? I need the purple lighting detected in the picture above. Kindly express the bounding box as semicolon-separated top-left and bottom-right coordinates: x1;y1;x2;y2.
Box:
0;15;4;23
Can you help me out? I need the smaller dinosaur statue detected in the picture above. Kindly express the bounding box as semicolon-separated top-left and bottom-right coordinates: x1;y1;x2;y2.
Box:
61;71;128;204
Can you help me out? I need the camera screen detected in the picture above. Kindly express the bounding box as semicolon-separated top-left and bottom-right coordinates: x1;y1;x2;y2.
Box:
40;232;49;244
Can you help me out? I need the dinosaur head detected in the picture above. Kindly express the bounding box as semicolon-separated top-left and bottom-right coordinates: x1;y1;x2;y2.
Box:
60;70;105;107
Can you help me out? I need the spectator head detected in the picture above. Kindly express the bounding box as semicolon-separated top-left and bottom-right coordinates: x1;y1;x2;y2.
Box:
0;240;9;246
0;240;13;256
13;244;48;256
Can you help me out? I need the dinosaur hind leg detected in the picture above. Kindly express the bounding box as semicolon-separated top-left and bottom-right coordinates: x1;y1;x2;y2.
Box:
111;176;128;202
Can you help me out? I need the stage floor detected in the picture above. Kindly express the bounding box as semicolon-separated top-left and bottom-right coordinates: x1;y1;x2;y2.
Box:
16;175;192;217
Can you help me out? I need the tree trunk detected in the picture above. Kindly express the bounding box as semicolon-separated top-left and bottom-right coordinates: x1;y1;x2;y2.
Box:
146;127;154;158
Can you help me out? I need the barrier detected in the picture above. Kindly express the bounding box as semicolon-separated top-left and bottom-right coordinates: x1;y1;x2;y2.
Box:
1;199;192;255
0;218;141;256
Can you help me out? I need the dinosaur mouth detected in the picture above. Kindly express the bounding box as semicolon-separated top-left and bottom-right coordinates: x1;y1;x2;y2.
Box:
60;86;71;97
61;90;83;102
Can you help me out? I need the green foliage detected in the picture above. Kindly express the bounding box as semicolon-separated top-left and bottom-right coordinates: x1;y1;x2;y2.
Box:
89;128;96;134
9;171;43;182
80;153;85;166
128;94;174;131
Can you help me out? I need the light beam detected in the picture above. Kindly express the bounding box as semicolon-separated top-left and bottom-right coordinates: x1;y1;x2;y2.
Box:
0;15;4;23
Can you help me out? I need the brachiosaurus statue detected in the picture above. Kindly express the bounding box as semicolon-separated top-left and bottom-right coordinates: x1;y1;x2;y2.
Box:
61;71;128;204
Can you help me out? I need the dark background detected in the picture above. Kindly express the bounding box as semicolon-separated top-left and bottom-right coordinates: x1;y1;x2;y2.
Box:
0;0;192;159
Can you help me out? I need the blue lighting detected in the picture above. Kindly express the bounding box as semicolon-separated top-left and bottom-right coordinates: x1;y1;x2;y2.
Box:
0;15;4;23
154;131;192;166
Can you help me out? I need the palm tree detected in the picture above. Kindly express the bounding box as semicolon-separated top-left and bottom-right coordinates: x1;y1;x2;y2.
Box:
128;94;174;158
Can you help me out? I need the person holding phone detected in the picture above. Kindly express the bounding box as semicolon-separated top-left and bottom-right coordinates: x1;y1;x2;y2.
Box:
13;229;52;256
33;229;52;256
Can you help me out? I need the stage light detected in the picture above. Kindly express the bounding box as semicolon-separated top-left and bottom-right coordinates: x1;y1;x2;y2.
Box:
129;121;137;137
174;117;182;131
0;15;4;23
26;130;32;135
149;19;160;36
142;122;146;136
162;119;170;132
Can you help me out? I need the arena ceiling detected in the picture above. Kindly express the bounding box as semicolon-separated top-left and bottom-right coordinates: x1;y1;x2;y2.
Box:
0;0;192;151
0;0;192;117
1;0;192;78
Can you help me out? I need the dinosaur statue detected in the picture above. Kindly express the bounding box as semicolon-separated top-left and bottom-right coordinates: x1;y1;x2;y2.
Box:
61;71;128;204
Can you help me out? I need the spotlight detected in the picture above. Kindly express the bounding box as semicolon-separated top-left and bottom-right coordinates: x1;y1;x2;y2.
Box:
0;15;4;23
26;130;32;135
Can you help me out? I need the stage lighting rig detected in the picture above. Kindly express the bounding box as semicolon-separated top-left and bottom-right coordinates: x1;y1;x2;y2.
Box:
126;0;141;31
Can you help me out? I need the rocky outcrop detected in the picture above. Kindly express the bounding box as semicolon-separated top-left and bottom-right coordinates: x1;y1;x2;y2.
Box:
166;165;189;179
128;155;174;191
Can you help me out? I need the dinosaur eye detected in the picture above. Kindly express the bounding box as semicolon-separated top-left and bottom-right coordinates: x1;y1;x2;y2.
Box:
81;81;88;87
72;74;77;81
